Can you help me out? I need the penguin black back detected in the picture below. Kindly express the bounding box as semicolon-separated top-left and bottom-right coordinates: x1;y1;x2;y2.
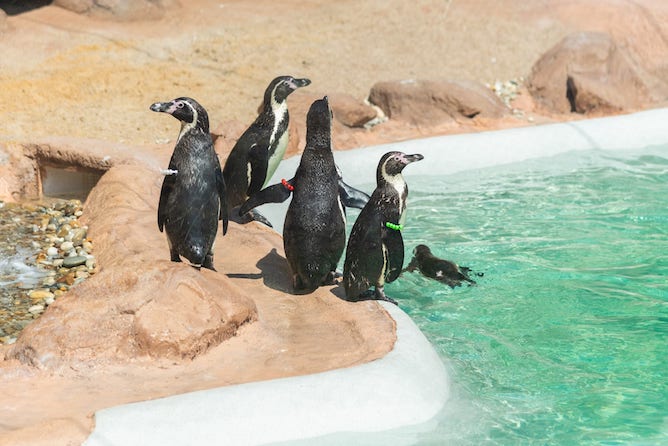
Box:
151;97;228;271
283;96;347;292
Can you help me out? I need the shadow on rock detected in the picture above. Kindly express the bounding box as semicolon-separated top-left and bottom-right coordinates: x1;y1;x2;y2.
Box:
255;248;292;294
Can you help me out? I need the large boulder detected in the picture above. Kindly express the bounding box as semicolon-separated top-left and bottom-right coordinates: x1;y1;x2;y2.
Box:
54;0;180;21
368;79;508;126
527;32;651;114
5;163;257;367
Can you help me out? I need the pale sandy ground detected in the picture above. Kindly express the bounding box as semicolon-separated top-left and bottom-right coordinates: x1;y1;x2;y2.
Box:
1;1;667;445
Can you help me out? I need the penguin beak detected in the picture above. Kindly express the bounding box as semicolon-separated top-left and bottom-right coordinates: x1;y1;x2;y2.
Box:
289;77;311;90
403;153;424;164
150;101;173;113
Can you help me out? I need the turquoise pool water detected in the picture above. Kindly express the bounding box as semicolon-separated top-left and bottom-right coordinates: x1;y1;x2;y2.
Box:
348;147;667;445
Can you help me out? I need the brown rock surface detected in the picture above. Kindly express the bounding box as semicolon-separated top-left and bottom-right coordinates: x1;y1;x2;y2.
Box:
528;32;651;114
369;79;509;126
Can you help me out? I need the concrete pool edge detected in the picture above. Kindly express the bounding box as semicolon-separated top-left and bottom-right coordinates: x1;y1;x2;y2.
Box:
83;302;449;446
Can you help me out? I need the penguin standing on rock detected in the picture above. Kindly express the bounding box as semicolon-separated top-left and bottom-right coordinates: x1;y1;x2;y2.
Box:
223;75;311;225
151;97;228;271
240;96;369;293
343;151;424;304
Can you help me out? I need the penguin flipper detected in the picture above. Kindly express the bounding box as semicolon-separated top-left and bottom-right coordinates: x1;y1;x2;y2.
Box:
239;178;294;215
215;164;229;235
157;167;176;232
343;211;384;299
338;179;370;209
402;256;418;273
382;224;405;283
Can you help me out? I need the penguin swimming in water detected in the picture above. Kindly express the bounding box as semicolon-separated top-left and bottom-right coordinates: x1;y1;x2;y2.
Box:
404;244;482;288
151;97;228;271
240;96;369;293
343;151;424;304
223;75;311;225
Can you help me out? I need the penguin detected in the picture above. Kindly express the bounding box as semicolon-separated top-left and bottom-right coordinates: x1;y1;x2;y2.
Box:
151;97;228;271
240;96;369;293
403;244;481;288
222;75;311;225
343;151;424;304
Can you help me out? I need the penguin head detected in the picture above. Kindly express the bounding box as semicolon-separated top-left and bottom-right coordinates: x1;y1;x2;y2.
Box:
265;75;311;104
377;151;424;183
149;97;210;132
413;244;432;258
305;96;332;150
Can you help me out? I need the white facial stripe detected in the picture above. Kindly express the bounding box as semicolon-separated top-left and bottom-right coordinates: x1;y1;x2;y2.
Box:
246;162;252;187
177;101;198;143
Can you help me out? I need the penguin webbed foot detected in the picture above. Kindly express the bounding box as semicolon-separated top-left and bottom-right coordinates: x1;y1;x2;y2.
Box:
170;250;182;263
202;254;217;272
348;288;398;306
321;270;342;286
292;274;317;295
374;287;398;305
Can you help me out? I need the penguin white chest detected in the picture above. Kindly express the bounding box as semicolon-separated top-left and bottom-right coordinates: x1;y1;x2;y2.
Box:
385;173;407;225
266;130;289;185
265;100;289;185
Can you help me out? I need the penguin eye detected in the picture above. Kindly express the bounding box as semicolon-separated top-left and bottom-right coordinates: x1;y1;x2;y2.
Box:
176;102;185;109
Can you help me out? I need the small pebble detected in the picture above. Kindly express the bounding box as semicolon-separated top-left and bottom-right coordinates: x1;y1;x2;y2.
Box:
29;289;55;300
71;228;87;246
28;304;45;314
60;241;74;252
46;246;59;257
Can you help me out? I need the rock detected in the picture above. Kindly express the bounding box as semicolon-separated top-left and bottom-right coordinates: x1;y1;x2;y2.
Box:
71;227;87;246
60;241;74;252
368;79;509;126
53;0;180;21
57;224;71;238
29;289;55;300
327;93;378;128
527;32;651;115
28;304;45;314
62;256;87;268
46;246;59;257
